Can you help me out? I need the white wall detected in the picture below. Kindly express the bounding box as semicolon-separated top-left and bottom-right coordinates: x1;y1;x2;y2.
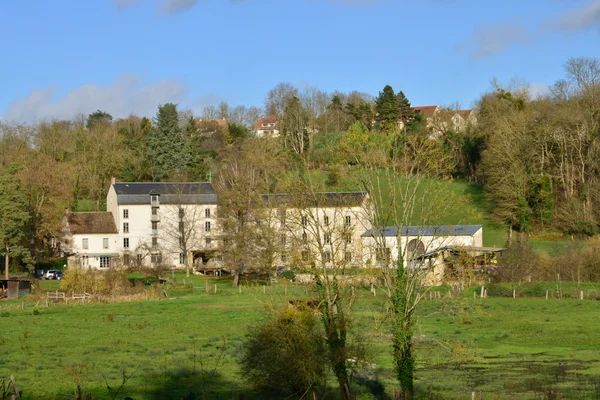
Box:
70;233;119;269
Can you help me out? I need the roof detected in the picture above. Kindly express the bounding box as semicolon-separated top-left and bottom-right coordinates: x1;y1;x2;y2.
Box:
261;192;368;208
113;182;217;205
413;106;439;117
254;116;278;130
455;110;473;119
66;212;118;235
361;225;482;238
195;118;228;128
417;245;506;259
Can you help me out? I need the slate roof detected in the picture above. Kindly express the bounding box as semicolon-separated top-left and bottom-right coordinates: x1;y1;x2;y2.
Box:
261;192;368;208
66;212;118;234
113;182;217;205
361;225;482;238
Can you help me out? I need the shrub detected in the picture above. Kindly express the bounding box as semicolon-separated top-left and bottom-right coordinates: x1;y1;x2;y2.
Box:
239;306;327;397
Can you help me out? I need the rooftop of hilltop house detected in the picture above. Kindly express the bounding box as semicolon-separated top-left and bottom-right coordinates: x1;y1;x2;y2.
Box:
63;211;118;235
261;192;369;208
111;182;218;205
362;225;483;238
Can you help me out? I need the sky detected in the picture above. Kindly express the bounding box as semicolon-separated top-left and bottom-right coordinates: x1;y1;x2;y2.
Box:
1;0;599;122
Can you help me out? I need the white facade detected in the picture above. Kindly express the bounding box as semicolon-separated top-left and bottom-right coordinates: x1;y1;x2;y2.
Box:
65;182;218;269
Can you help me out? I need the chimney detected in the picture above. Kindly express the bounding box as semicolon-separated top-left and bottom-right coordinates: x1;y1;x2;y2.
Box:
64;208;69;216
111;176;116;185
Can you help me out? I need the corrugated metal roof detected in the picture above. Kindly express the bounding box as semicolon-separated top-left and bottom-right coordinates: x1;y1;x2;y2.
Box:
361;225;483;238
113;182;217;205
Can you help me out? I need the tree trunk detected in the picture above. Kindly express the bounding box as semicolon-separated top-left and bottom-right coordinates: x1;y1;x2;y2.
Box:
232;270;240;288
4;243;9;280
186;255;191;278
394;328;414;400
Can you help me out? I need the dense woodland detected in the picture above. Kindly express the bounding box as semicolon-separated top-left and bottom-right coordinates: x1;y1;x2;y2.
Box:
1;56;599;271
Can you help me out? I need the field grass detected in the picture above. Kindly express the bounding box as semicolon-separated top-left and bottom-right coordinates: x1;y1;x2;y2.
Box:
2;274;600;399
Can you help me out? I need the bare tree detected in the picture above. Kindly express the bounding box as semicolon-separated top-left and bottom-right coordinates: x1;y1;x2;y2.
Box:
265;83;299;117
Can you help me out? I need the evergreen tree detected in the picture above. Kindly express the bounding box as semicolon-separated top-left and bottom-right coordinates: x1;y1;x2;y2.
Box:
86;110;113;130
328;95;344;132
0;167;33;278
186;117;212;181
147;103;192;180
375;85;400;132
396;91;414;124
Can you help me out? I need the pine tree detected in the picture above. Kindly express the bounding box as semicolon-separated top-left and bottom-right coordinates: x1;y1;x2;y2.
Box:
396;91;414;124
147;103;192;180
375;85;400;132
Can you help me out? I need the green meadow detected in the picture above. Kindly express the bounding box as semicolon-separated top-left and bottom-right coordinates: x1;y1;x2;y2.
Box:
1;275;600;399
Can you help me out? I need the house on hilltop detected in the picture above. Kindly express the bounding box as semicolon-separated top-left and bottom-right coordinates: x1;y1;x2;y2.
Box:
254;116;279;138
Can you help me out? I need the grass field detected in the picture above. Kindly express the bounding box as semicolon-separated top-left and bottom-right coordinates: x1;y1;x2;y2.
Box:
2;274;600;399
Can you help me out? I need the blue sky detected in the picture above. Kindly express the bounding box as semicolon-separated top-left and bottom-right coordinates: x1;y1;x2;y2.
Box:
1;0;599;122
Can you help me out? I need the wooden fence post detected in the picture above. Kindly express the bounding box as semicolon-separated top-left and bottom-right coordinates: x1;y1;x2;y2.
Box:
512;288;516;299
214;284;217;294
480;286;484;298
546;289;549;300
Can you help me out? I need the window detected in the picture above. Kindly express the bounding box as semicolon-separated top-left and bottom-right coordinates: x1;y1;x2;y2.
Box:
281;253;288;262
151;194;159;204
345;215;351;228
205;221;211;232
206;238;212;247
123;254;130;266
81;255;88;267
82;238;89;250
152;221;158;230
151;253;162;265
345;233;352;244
123;209;129;219
324;251;331;263
280;234;286;246
302;216;308;227
123;238;129;249
302;250;310;262
302;232;308;242
376;247;391;262
123;222;129;233
345;252;352;262
324;216;329;225
100;256;110;268
152;207;158;216
152;237;158;247
179;253;186;264
205;208;211;218
324;233;331;245
179;221;184;231
136;254;143;265
103;238;109;249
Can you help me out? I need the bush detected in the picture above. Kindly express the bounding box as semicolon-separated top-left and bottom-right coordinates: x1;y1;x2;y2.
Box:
61;268;134;295
240;306;327;397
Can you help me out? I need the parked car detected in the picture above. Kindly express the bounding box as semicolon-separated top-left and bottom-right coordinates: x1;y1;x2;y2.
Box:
53;271;64;280
43;270;61;280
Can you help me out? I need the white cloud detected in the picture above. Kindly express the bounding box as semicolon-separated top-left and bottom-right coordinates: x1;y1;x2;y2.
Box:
457;22;528;59
160;0;198;14
545;0;600;32
2;74;220;122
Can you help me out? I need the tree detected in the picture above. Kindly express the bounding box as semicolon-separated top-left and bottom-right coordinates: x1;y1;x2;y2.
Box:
375;85;400;132
281;96;309;156
147;103;192;180
396;91;414;124
0;167;33;279
240;306;327;397
228;123;250;142
159;186;206;278
265;83;299;117
86;110;113;130
328;95;344;133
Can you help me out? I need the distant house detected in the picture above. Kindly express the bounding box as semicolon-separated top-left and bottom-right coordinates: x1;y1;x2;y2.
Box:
413;105;440;119
254;116;279;138
195;118;228;137
450;109;477;131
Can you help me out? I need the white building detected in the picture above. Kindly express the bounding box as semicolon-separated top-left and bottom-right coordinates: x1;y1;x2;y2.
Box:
254;116;280;138
262;192;372;269
63;180;218;269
